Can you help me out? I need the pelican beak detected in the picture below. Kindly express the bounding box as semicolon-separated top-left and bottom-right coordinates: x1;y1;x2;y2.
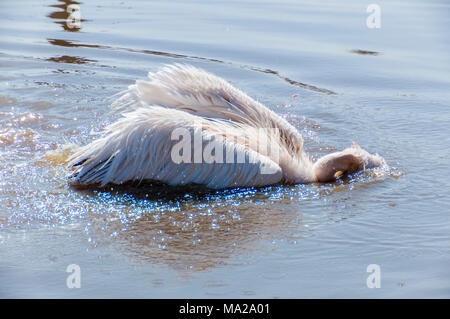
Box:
334;170;344;179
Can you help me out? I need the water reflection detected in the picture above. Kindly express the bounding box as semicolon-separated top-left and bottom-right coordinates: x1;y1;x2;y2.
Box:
74;182;310;271
46;2;96;65
46;55;96;64
350;49;380;56
46;37;336;95
70;164;393;272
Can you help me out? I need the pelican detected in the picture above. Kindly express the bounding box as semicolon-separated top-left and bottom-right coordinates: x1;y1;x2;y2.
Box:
68;64;385;189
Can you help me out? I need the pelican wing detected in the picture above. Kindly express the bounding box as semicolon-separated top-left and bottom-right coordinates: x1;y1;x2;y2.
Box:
68;107;282;189
112;64;305;155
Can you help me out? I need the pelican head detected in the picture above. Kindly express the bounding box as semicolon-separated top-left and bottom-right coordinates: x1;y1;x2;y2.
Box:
312;142;385;182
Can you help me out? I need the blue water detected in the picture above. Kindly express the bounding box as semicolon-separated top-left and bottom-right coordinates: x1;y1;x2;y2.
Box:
0;0;449;298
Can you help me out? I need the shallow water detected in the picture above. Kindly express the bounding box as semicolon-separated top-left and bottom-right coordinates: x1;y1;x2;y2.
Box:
1;0;449;298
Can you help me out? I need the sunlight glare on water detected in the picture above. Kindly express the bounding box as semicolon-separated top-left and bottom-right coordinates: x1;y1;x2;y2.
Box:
0;0;449;298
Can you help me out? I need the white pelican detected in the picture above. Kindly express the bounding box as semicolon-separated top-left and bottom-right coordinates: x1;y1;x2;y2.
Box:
68;64;385;189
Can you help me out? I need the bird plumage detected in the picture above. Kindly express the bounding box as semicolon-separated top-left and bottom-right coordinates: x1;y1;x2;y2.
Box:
68;64;385;189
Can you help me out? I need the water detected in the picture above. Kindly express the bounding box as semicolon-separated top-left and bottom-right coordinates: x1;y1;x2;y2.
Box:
1;0;449;298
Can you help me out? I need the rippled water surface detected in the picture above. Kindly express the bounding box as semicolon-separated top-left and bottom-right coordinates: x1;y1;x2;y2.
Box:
1;0;449;298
